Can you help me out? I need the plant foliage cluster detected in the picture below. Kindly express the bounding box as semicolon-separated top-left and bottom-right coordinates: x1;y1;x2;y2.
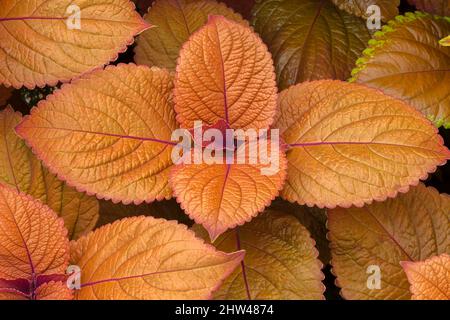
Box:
0;0;449;300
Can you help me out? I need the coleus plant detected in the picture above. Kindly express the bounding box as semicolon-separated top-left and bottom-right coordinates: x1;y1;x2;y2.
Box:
0;0;449;300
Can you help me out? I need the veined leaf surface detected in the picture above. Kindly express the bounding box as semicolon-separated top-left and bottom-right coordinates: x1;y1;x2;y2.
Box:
329;183;450;300
402;254;450;300
252;0;371;90
17;64;177;205
0;0;150;89
351;13;450;128
331;0;399;22
193;211;325;300
276;80;450;209
135;0;247;70
0;107;99;239
0;184;69;280
70;216;244;300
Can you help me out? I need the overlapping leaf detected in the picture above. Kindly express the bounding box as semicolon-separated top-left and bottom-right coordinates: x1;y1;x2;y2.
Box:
276;80;450;209
0;184;69;281
402;254;450;300
0;0;150;89
135;0;247;70
331;0;399;22
407;0;450;16
174;15;277;129
0;107;99;239
252;0;371;90
17;64;177;205
171;140;287;241
328;183;450;300
193;211;325;299
34;281;73;300
351;12;450;128
70;216;244;300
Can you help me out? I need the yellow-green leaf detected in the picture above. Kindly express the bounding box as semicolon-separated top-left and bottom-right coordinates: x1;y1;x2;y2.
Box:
351;12;450;128
276;80;450;209
16;64;177;205
70;216;245;300
0;0;150;89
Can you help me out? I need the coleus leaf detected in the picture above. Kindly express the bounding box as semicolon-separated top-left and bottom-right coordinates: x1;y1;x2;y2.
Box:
252;0;371;90
440;35;450;46
275;80;450;209
407;0;450;16
331;0;400;22
0;0;150;89
402;254;450;300
34;281;74;300
0;86;13;106
16;64;177;205
0;107;99;240
174;15;277;130
171;140;287;241
70;216;245;300
350;12;450;128
135;0;247;70
0;183;69;282
328;183;450;300
269;199;330;264
192;211;325;300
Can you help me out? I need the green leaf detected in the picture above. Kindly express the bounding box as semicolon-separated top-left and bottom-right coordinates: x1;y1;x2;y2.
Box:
351;12;450;128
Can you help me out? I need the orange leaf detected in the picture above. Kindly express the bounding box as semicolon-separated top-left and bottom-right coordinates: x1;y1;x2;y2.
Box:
407;0;450;15
135;0;247;70
193;211;325;300
0;184;69;281
351;13;450;128
35;281;73;300
0;0;150;89
171;141;287;240
276;80;450;209
70;216;244;300
0;86;12;106
174;16;277;130
440;35;450;46
16;64;177;205
329;183;450;300
0;107;99;240
402;254;450;300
